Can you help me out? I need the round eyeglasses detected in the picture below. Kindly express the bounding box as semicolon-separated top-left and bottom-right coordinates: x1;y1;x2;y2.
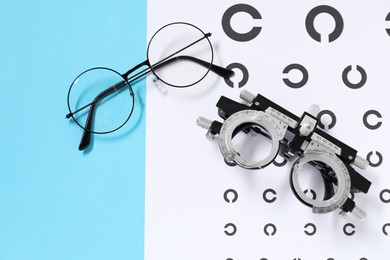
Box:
66;22;234;151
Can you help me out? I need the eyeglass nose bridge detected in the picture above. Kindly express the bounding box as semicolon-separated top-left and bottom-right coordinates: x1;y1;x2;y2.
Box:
122;60;151;80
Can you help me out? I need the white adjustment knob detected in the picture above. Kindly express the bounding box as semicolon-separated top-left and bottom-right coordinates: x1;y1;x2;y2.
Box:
353;155;369;170
300;122;315;136
308;104;320;117
351;205;367;221
197;116;212;129
240;90;256;104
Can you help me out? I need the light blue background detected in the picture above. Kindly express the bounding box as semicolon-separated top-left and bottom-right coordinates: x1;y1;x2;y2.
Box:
0;0;146;259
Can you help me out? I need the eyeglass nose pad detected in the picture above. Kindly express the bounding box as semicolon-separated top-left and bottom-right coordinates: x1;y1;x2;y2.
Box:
151;74;167;94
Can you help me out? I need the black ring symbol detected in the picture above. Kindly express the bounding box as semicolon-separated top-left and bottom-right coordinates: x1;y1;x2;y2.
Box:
222;4;262;42
380;189;390;203
366;151;383;167
363;110;382;130
224;189;238;203
273;157;287;167
224;223;237;236
224;63;249;88
306;5;344;42
342;65;367;89
386;12;390;36
304;223;317;236
264;223;277;236
383;223;390;236
343;223;356;236
282;63;309;89
317;110;337;130
263;189;277;203
304;189;317;200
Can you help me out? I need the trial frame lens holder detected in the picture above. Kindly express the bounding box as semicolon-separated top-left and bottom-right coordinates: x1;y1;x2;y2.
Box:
197;90;371;220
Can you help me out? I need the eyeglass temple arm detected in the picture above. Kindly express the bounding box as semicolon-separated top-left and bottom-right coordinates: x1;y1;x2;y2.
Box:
78;107;94;151
151;56;234;79
78;81;126;151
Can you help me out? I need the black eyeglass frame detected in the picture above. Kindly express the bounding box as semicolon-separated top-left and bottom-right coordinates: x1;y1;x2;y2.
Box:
66;22;234;150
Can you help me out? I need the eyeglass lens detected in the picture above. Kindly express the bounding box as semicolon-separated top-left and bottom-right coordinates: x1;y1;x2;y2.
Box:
147;22;213;87
67;68;134;134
